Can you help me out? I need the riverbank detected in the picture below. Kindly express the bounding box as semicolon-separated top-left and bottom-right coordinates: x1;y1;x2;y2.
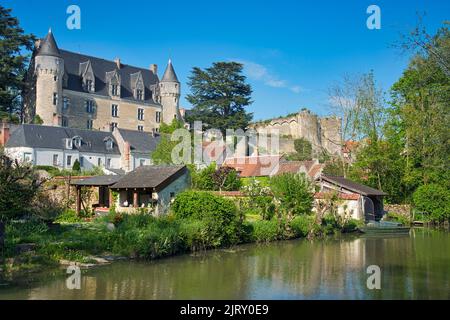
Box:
0;211;360;280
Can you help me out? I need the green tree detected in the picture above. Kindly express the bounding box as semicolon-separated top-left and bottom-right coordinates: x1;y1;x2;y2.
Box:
413;184;450;223
186;62;253;133
72;159;81;172
0;5;35;119
286;138;313;161
151;119;186;164
211;166;241;191
269;173;314;220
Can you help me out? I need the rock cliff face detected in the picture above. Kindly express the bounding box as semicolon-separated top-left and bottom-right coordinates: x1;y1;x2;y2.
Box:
251;109;342;156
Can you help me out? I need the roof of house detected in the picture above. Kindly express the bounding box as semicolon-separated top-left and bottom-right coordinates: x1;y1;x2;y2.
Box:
223;155;282;177
276;160;315;175
60;49;160;104
6;124;120;155
111;165;187;190
314;192;360;201
320;175;387;196
161;59;179;82
71;175;123;187
117;128;161;154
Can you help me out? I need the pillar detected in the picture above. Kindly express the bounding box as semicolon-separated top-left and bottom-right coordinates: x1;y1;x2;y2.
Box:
133;191;139;208
76;186;81;215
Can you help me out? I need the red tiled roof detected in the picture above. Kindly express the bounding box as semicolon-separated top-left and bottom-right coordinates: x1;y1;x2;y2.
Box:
223;155;282;177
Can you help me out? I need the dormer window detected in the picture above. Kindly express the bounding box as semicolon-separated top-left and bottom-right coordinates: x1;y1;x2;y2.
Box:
137;89;143;100
73;137;82;148
111;84;119;96
131;71;144;100
65;138;73;149
86;79;94;92
104;137;114;150
80;60;95;92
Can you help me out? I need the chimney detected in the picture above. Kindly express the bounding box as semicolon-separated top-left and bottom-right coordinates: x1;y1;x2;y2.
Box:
150;64;158;75
114;57;121;69
0;120;10;146
124;141;131;172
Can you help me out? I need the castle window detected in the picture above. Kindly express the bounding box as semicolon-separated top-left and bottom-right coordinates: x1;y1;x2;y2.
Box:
63;97;69;110
138;125;143;132
87;119;93;130
62;117;68;127
98;158;102;167
137;89;143;100
86;79;94;92
65;139;73;149
79;156;84;167
111;104;119;118
110;122;118;132
156;111;161;123
106;158;112;169
54;76;57;82
53;93;58;106
85;100;95;113
67;155;72;167
138;108;144;121
111;84;119;96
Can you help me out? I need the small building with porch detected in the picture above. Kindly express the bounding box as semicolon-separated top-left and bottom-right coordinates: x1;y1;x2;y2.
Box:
71;165;190;216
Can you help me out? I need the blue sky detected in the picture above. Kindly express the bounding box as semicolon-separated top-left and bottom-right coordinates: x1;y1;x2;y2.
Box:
6;0;449;120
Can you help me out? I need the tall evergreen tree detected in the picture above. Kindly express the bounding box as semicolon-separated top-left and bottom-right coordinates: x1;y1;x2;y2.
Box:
186;62;253;133
0;5;35;121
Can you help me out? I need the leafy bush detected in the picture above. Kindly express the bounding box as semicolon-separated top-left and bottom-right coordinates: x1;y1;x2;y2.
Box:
384;212;410;226
290;215;315;237
191;164;241;191
413;184;450;223
72;159;81;172
269;173;314;218
172;191;240;246
251;220;279;242
55;209;83;223
241;178;275;220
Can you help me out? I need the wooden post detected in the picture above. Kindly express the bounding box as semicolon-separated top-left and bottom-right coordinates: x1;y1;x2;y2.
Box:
133;191;139;208
76;186;81;215
109;189;114;209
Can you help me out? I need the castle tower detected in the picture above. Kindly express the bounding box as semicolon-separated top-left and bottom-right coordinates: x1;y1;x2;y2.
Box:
159;59;181;124
34;29;64;126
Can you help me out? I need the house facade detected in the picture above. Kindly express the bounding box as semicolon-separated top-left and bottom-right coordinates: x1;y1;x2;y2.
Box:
4;124;160;172
23;30;181;133
71;165;190;216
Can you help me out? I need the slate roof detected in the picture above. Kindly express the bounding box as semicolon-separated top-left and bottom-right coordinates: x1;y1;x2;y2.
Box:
111;165;187;190
6;124;120;155
117;128;161;154
161;59;179;82
60;49;160;104
71;175;123;186
37;30;61;57
320;175;387;196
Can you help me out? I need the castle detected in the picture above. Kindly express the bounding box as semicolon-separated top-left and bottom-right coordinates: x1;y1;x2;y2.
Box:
251;109;342;156
23;30;181;133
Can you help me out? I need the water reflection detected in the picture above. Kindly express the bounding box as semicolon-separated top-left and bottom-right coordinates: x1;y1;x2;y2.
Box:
1;229;449;299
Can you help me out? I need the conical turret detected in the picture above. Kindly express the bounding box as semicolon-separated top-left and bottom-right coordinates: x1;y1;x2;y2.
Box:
37;29;61;57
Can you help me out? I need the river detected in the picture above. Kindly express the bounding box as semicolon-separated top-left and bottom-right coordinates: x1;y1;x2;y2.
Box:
0;228;449;299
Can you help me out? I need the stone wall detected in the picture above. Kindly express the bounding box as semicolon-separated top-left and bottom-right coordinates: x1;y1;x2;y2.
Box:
252;109;342;157
384;204;412;218
62;90;162;133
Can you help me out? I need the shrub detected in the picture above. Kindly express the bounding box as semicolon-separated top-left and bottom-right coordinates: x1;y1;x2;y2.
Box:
172;191;240;246
241;178;275;220
55;209;83;223
251;220;279;242
72;159;81;172
413;184;450;223
269;173;314;218
290;215;315;237
384;212;410;226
